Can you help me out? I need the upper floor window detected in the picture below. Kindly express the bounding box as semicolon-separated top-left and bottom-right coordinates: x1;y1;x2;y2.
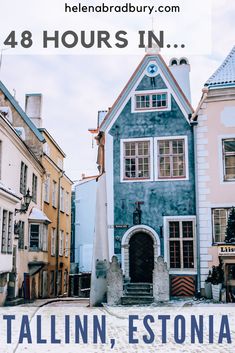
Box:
1;210;13;254
158;139;186;179
44;176;50;203
59;230;64;256
29;224;40;250
168;220;195;269
52;180;57;208
135;93;167;110
223;139;235;181
20;162;28;195
32;174;38;203
60;187;65;212
51;228;56;256
29;223;48;251
212;208;231;243
65;192;70;214
123;141;150;180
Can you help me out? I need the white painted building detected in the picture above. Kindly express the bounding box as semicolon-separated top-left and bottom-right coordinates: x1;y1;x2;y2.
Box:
74;177;97;273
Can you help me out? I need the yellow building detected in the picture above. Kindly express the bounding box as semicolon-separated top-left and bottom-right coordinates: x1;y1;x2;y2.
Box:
39;128;73;297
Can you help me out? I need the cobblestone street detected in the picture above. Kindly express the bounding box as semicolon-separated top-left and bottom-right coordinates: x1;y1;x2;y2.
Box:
0;299;234;353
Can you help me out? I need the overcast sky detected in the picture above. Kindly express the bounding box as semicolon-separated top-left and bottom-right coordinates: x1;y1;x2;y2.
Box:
0;0;235;181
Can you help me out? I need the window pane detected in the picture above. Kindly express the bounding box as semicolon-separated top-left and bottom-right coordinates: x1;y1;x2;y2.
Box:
183;240;194;268
169;222;180;238
170;241;181;268
213;209;227;242
225;156;235;179
182;221;193;238
30;224;39;249
224;140;235;153
159;156;170;177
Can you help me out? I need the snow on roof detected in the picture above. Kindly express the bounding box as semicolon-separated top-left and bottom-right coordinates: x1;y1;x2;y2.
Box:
205;46;235;88
28;207;51;223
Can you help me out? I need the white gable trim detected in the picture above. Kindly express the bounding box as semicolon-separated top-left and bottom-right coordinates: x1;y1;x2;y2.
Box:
104;56;192;134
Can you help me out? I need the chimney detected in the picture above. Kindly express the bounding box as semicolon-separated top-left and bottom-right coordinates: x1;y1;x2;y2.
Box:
25;93;43;128
169;58;191;103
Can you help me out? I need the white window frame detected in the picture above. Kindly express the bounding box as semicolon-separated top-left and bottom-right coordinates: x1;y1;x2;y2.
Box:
222;138;235;182
42;224;48;252
120;137;154;182
29;223;40;251
51;228;56;256
212;207;232;244
155;136;189;181
44;177;50;203
59;230;64;256
32;173;38;203
65;191;70;214
163;216;197;275
52;180;57;208
65;233;69;257
131;89;170;113
218;135;235;184
60;187;65;212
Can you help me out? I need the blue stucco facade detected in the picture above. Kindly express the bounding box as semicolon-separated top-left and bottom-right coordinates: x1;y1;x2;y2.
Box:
108;74;196;258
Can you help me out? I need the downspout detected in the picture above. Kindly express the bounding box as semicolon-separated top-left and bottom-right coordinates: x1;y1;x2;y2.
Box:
191;88;208;295
55;171;64;297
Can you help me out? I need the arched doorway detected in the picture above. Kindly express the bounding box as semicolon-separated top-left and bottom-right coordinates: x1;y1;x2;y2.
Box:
121;225;161;282
129;233;154;283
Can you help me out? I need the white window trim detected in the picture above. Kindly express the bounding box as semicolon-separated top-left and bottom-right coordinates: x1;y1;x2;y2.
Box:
29;223;41;251
163;215;197;275
51;228;56;256
218;135;235;184
131;89;171;113
120;137;154;183
154;135;189;181
44;176;50;203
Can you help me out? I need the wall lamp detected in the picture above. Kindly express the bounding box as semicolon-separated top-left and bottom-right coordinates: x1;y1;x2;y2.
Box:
15;189;32;215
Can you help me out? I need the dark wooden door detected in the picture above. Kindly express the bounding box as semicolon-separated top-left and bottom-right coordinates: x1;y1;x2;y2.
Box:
129;233;154;283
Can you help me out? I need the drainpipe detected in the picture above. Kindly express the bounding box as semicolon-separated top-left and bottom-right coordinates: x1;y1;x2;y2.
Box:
191;120;201;294
191;88;208;295
55;171;64;297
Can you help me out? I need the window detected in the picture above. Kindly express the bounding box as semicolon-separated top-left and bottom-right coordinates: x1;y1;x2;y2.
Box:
51;228;56;256
65;233;69;257
168;220;195;269
44;177;50;203
60;187;64;212
32;174;38;203
158;139;186;179
52;181;57;207
135;93;167;110
29;224;40;250
123;141;150;179
1;210;13;254
18;221;25;250
223;139;235;181
212;208;231;243
65;192;70;214
59;230;64;256
42;224;48;252
20;162;28;195
12;246;17;272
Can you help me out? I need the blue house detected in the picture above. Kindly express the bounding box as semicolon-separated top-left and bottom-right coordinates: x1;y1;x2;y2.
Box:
99;52;197;298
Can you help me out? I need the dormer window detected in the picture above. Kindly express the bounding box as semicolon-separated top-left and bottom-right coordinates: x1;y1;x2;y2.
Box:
135;93;167;110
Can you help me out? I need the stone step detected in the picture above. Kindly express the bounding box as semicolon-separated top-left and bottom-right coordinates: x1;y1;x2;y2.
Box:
125;287;152;294
121;295;154;305
125;283;153;290
5;297;24;306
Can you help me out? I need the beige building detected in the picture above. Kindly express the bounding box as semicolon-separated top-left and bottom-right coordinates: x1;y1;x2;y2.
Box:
0;82;47;304
39;127;72;297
